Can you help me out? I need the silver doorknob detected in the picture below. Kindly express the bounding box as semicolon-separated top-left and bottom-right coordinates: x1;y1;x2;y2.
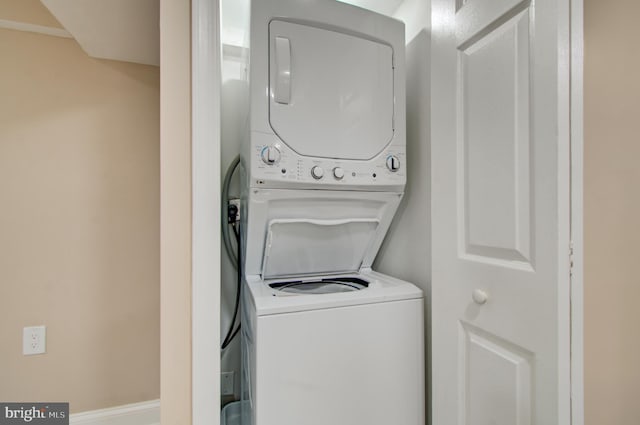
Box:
472;289;488;305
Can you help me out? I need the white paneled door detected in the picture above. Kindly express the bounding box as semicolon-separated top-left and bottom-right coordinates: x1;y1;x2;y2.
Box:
431;0;571;424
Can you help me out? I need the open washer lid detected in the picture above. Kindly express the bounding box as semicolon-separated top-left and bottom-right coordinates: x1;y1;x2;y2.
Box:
261;218;380;279
243;189;402;280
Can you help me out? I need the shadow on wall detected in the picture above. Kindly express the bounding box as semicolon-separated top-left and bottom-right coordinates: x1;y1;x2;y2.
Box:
375;29;431;296
373;28;431;420
220;75;249;403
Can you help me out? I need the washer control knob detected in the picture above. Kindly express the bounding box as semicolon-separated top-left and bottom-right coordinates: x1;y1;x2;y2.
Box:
333;167;345;180
311;166;324;180
386;155;400;172
261;146;281;165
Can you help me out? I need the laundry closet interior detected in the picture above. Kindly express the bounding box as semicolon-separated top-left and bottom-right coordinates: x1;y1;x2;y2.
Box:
212;0;580;423
219;0;431;423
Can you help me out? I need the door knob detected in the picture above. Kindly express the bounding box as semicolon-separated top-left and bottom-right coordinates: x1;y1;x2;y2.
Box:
472;289;488;305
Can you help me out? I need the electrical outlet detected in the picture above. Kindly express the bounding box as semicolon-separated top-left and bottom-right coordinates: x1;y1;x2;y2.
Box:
23;326;46;355
221;371;234;396
229;199;241;222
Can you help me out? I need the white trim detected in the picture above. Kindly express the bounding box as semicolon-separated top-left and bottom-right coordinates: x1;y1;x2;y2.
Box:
69;400;159;425
0;19;72;38
570;0;584;424
191;0;222;424
558;0;573;421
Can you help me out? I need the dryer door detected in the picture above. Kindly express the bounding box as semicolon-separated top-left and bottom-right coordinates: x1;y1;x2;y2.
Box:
269;20;395;160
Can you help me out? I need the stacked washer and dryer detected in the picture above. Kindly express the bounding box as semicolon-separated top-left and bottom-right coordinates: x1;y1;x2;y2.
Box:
239;1;424;424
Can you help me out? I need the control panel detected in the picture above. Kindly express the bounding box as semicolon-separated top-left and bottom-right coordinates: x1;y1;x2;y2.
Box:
249;132;406;190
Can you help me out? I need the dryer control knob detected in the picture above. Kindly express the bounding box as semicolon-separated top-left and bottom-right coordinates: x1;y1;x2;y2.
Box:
261;146;281;165
333;167;345;180
311;166;324;180
386;155;400;172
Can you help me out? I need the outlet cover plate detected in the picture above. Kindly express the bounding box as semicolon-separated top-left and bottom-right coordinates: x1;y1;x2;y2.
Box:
23;326;46;355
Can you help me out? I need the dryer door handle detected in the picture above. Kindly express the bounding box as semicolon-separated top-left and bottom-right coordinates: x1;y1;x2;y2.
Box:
274;36;291;104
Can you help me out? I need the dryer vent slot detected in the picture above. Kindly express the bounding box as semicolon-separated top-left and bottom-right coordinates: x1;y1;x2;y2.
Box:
269;277;369;295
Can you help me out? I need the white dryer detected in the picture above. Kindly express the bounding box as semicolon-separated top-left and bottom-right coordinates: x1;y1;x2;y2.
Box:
239;1;424;425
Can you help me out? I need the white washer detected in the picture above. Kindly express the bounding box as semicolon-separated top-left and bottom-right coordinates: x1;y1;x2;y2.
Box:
239;1;424;424
242;271;424;425
239;188;425;425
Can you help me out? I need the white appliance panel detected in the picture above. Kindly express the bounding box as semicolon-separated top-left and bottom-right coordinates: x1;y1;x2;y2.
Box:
269;20;394;160
247;131;406;191
251;298;424;425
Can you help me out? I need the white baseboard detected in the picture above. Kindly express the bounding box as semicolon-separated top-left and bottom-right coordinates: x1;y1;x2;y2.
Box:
70;400;159;425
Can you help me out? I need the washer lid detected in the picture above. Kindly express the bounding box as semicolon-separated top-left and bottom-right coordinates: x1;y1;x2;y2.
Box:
261;218;380;279
268;19;395;160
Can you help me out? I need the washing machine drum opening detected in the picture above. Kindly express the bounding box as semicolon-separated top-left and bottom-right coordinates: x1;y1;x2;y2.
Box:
270;277;369;294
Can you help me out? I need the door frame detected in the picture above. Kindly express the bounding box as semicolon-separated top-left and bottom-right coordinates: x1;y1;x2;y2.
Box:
192;0;222;423
570;0;584;423
187;0;584;423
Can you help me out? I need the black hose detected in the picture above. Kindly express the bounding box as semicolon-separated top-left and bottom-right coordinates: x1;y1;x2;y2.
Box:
221;222;242;350
221;155;242;350
222;155;241;269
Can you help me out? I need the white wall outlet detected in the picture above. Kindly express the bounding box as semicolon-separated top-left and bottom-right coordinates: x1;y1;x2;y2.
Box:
221;371;234;396
23;326;46;355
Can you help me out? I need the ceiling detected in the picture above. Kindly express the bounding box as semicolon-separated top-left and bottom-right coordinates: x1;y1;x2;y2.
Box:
40;0;159;66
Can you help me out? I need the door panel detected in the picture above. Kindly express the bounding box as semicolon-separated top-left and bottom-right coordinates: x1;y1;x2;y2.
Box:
432;0;571;423
269;20;394;160
459;7;532;266
455;0;528;44
462;324;533;425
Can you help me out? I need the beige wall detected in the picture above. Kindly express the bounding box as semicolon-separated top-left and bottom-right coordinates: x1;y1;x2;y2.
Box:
585;0;640;423
0;16;159;415
159;0;192;423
